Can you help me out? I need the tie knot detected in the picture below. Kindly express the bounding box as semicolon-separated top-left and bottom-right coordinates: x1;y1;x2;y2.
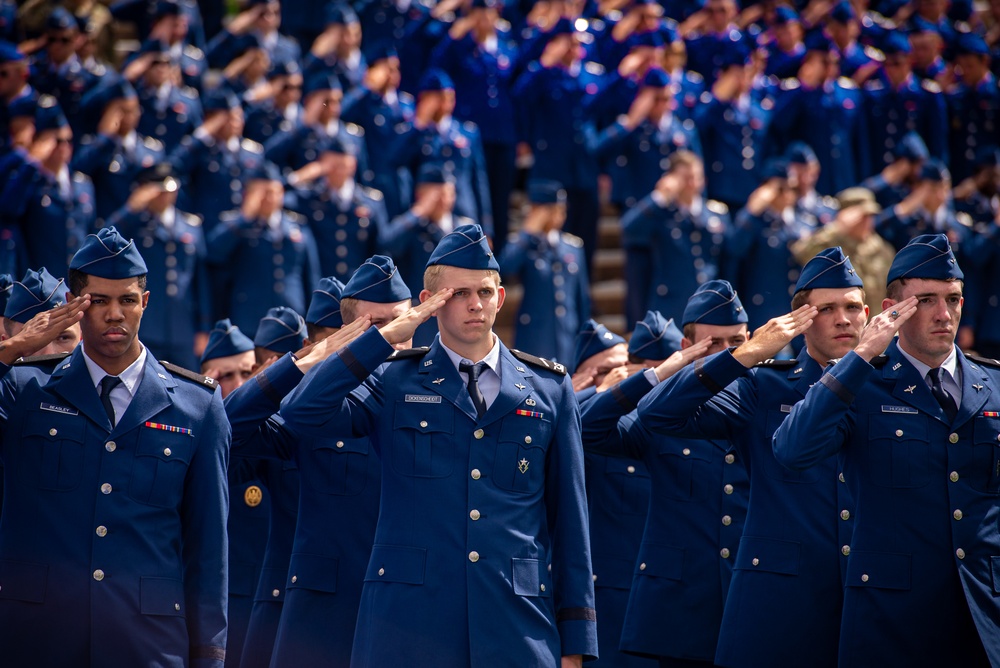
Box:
928;367;945;385
460;361;485;381
100;375;122;399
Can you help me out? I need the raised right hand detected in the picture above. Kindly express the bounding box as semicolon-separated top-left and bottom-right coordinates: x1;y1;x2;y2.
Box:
732;304;818;368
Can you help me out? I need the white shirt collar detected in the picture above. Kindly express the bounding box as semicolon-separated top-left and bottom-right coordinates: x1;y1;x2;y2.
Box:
335;180;355;205
81;344;147;398
897;343;960;388
159;205;177;230
441;333;501;376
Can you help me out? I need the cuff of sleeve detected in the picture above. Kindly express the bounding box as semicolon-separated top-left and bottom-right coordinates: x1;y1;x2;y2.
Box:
558;618;599;661
699;349;750;390
342;328;395;379
828;350;875;399
255;353;305;404
612;370;656;411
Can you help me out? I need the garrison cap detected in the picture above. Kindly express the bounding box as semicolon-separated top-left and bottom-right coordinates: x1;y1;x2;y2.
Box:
201;318;255;364
426;224;499;271
681;280;747;326
254;307;306;354
794;247;864;294
70;227;148;278
306;276;346;328
5;268;66;323
887;233;964;284
574;319;626;371
629;311;683;360
342;255;412;302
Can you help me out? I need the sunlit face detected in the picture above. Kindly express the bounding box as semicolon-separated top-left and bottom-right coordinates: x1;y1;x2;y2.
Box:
351;299;411;350
118;97;142;135
47;28;78;63
686;323;748;355
4;318;81;355
203;350;255;398
421;267;503;352
575;343;628;385
885;278;962;364
802;287;868;362
73;276;148;372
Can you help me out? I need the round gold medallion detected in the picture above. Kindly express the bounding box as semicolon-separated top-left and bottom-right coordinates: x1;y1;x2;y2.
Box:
244;485;263;508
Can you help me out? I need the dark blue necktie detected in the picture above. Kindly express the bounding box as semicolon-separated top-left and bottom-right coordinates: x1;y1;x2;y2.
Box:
100;375;122;428
928;368;957;422
459;362;488;419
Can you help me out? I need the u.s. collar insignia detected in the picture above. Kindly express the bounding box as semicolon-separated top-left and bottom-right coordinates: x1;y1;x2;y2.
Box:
892;363;902;371
526;398;536;406
973;384;984;392
793;368;802;374
518;458;529;474
515;383;526;390
432;378;445;384
423;360;433;367
904;385;916;394
515;366;525;372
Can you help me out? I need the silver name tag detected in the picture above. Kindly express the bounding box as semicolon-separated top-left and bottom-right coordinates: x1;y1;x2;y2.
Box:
405;394;442;404
40;402;78;415
882;405;919;414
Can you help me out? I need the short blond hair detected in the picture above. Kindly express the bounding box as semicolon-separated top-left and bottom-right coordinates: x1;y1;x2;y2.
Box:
423;265;501;292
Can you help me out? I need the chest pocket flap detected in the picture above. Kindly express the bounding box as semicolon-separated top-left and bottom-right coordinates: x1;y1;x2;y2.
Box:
391;403;455;478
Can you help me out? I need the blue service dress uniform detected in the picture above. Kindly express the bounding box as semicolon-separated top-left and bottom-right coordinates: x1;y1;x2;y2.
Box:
0;158;96;279
0;348;229;666
264;122;370;182
72;131;165;226
773;342;1000;667
29;54;100;143
243;98;300;145
498;230;591;366
342;86;416;217
860;74;948;177
288;180;386;283
167;135;266;233
280;327;599;666
105;206;212;371
621;195;731;327
225;352;382;667
136;80;204;149
695;93;774;210
584;370;749;665
355;0;434;92
207;210;321;339
638;349;852;668
205;28;300;71
946;73;1000;183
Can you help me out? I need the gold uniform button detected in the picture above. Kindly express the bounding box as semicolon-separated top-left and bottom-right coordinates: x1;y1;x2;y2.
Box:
105;441;116;452
639;563;647;571
470;509;481;520
96;526;107;537
420;421;428;428
100;483;112;495
469;551;480;563
722;515;732;526
471;469;481;480
861;574;869;582
724;484;734;495
49;428;57;436
950;471;960;482
957;548;966;560
291;575;297;583
336;441;344;448
840;510;851;521
524;436;532;444
720;548;730;559
842;545;851;556
752;558;760;566
682;448;691;456
839;472;846;483
954;510;963;520
895;429;903;437
949;433;959;444
626;465;636;474
474;429;484;440
163;448;171;457
174;603;181;611
725;454;735;464
540;584;546;592
93;569;105;581
272;589;280;597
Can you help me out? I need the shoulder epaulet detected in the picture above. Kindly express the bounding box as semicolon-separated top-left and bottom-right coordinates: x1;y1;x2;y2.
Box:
561;232;584;247
864;45;885;62
345;122;364;137
956;211;973;228
511;349;567;375
241;138;264;153
865;78;884;91
965;353;1000;369
753;358;799;369
387;346;430;361
837;76;858;89
13;351;70;367
361;185;384;201
184;44;205;60
160;361;218;390
142;135;163;151
72;171;90;183
870;354;889;367
584;61;605;76
706;199;729;214
779;77;800;91
921;79;942;94
182;211;203;227
686;70;704;84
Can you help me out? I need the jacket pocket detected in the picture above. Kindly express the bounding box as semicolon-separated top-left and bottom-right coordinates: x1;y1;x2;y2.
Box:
287;553;340;593
844;551;911;590
19;411;87;491
140;576;185;617
512;558;552;598
365;545;426;585
734;536;801;575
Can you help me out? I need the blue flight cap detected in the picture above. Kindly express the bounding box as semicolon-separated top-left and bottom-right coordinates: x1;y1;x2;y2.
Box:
268;58;300;79
0;40;24;63
254;307;307;353
881;31;912;55
153;0;183;18
829;1;855;23
35;95;69;133
325;3;359;25
343;255;412;302
5;268;66;323
303;68;340;98
307;276;346;327
574;319;626;370
955;31;989;56
629;311;683;360
245;160;282;183
320;133;357;157
642;67;671;88
773;5;799;24
135;162;181;191
627;30;664;50
760;157;791;182
887;234;964;284
426;224;500;271
416;161;455;185
81;77;137;115
69;227;148;279
527;179;567;205
803;29;833;53
200;318;255;364
794;247;864;294
786;141;818;165
682;280;748;326
919;159;950;183
202;85;242;113
894;131;929;161
418;68;454;93
47;6;77;31
367;40;398;63
0;274;13;316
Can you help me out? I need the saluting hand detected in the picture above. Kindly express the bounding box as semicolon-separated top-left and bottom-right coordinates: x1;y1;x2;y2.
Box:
732;304;818;368
653;335;715;381
380;288;455;346
293;317;373;373
0;295;90;365
854;296;918;362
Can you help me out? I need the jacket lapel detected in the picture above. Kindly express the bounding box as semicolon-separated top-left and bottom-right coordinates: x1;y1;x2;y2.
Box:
46;348;109;431
883;341;950;425
481;348;534;428
418;341;477;421
114;356;175;436
954;352;990;427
